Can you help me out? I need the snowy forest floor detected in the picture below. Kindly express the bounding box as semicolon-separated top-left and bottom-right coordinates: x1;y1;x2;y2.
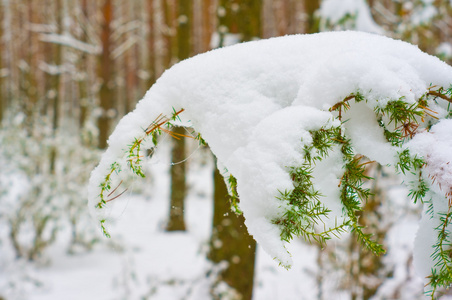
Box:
0;139;435;300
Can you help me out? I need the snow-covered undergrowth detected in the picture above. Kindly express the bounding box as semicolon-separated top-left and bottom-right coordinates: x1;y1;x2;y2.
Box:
88;31;452;294
0;111;101;261
1;138;331;300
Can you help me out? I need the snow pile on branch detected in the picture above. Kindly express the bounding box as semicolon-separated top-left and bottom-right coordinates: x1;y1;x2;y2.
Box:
407;119;452;282
88;31;452;290
408;120;452;199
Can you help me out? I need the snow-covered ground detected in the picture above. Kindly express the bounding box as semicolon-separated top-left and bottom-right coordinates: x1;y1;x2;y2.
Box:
0;138;429;299
0;139;320;300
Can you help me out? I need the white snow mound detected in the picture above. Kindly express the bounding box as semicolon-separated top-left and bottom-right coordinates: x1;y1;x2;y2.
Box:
89;31;452;269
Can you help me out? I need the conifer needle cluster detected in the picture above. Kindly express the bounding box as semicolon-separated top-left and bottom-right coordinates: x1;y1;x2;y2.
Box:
93;85;452;298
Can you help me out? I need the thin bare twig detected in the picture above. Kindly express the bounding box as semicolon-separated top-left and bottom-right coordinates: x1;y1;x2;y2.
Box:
107;180;123;197
105;188;128;203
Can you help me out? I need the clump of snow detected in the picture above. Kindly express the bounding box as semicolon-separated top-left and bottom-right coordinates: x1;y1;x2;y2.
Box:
343;101;396;165
89;31;452;276
319;0;383;34
413;198;441;281
404;121;452;281
226;106;341;264
407;120;452;200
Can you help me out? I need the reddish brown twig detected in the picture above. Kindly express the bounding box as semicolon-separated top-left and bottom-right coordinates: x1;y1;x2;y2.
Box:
427;91;452;104
105;188;128;203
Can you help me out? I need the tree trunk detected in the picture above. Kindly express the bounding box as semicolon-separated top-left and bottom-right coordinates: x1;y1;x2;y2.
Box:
97;0;114;149
166;0;191;231
237;0;261;41
166;127;187;231
209;166;256;300
208;2;261;299
176;0;191;60
147;0;156;88
304;0;320;34
123;1;138;115
21;0;39;132
201;0;213;51
78;0;89;130
48;0;63;173
0;0;3;124
162;0;176;69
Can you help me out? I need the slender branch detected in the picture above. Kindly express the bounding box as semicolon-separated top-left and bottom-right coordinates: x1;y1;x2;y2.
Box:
105;188;128;203
427;91;452;104
107;180;123;197
330;94;355;112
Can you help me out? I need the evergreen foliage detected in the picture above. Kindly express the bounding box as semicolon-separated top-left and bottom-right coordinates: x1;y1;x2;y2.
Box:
226;174;242;215
96;108;188;236
93;85;452;298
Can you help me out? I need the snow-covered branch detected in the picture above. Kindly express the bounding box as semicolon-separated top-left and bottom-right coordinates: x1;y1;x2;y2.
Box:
39;33;101;55
88;31;452;297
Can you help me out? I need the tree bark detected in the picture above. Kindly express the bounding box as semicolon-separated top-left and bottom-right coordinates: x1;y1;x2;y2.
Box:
176;0;191;60
78;0;89;130
304;0;320;34
97;0;114;149
0;0;3;124
48;0;63;173
166;0;191;231
201;0;213;51
208;2;261;299
147;0;156;87
237;0;262;41
166;127;187;231
209;166;256;300
21;0;38;131
162;0;176;69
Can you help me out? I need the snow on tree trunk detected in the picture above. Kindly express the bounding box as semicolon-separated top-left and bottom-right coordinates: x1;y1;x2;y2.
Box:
88;31;452;295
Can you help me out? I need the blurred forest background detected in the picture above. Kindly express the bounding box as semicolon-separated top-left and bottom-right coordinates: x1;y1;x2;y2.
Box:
1;0;452;299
